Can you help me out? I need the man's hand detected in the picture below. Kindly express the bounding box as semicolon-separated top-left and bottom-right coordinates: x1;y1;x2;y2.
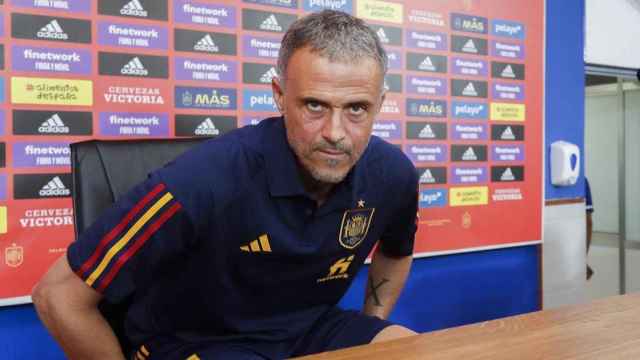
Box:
32;255;125;360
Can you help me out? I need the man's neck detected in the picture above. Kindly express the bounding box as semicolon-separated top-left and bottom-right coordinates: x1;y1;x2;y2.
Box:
297;166;335;207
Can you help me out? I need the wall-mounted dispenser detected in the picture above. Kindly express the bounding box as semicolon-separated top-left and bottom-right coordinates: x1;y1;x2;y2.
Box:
550;141;580;186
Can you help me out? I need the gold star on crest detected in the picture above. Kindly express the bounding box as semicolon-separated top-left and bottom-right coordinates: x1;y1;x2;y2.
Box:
357;199;365;208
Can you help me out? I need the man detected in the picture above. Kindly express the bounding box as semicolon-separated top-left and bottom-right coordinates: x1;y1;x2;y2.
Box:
33;10;418;359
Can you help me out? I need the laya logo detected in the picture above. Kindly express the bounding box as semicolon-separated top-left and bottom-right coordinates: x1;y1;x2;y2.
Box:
175;86;237;110
175;57;237;82
451;101;488;119
99;112;168;136
98;0;168;21
492;62;525;80
244;0;298;9
451;145;487;162
12;45;91;75
242;9;297;33
451;35;488;55
451;79;488;98
406;122;446;140
99;52;168;79
12;0;89;13
491;166;524;182
417;167;446;185
12;13;91;43
406;99;447;118
491;124;524;141
317;255;354;283
175;114;237;137
492;19;525;40
98;22;168;50
174;0;236;28
14;173;72;199
174;28;236;56
369;24;402;46
13;110;92;135
451;13;488;34
243;89;277;111
451;166;487;184
419;189;447;208
406;52;447;73
243;63;278;85
304;0;353;13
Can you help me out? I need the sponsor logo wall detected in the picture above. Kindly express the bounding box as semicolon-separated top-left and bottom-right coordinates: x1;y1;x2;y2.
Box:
0;0;543;303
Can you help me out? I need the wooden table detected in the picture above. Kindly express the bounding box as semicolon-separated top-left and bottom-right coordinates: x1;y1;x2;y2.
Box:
299;293;640;359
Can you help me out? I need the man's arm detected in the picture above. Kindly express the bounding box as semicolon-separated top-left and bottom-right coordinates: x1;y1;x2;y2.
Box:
32;255;125;360
363;246;413;319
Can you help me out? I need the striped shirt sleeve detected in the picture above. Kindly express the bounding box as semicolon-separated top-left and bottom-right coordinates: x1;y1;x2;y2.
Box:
67;174;195;302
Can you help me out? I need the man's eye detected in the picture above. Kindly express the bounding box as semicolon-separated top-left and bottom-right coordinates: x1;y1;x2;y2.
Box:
349;104;366;115
306;102;324;112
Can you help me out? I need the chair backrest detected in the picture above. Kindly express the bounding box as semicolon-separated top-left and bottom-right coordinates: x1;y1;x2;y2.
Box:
69;138;205;354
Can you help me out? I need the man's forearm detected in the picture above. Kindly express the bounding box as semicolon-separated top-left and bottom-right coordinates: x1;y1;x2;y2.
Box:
363;248;412;319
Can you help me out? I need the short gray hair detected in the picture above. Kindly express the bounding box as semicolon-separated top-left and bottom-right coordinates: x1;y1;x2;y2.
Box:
277;10;388;83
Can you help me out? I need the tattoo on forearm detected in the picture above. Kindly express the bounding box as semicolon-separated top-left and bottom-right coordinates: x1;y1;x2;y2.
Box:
366;277;389;307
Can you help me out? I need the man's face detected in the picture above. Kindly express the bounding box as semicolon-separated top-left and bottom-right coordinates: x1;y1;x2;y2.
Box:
272;47;385;184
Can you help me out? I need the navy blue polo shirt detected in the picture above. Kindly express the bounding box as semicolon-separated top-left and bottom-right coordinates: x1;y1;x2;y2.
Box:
67;117;418;347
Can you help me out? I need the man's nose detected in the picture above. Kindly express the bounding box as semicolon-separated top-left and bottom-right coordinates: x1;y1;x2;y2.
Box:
321;109;347;144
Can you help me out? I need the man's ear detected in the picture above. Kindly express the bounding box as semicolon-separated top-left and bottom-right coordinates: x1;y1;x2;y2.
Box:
272;76;285;115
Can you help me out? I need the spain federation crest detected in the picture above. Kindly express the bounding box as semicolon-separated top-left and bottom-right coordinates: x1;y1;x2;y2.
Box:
339;208;375;249
5;243;24;268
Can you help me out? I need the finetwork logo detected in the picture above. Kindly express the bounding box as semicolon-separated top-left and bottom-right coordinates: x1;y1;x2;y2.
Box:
37;20;68;40
39;176;70;197
39;114;69;134
260;14;282;32
194;34;219;53
121;57;148;76
121;0;148;18
195;118;219;136
260;67;278;83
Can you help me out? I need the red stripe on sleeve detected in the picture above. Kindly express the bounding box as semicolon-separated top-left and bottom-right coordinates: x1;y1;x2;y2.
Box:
76;183;166;278
96;202;183;293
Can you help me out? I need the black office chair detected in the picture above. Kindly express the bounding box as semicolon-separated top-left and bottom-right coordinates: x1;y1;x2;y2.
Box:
70;138;205;355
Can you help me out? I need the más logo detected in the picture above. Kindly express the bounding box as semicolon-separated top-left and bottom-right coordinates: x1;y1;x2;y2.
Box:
175;86;237;110
98;0;168;21
406;52;447;73
491;166;524;182
491;19;525;40
406;121;446;140
491;124;524;141
451;145;487;162
99;52;168;79
242;8;297;33
243;63;278;85
175;114;236;137
304;0;353;13
451;79;488;98
419;189;447;208
451;35;488;55
491;62;525;80
451;13;488;34
13;110;92;135
417;167;446;185
174;28;236;56
406;98;447;118
14;173;72;199
451;101;488;120
174;0;236;27
12;13;91;43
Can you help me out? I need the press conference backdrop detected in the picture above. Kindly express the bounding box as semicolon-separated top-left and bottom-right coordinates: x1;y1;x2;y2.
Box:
0;0;543;304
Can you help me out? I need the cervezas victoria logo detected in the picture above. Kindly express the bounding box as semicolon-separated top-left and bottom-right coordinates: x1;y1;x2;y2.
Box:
37;19;68;40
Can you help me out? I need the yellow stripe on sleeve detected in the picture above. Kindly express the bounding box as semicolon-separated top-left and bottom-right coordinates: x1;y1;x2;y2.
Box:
85;193;174;286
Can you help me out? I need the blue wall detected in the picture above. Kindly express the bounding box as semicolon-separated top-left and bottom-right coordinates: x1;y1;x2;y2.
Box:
0;0;585;358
